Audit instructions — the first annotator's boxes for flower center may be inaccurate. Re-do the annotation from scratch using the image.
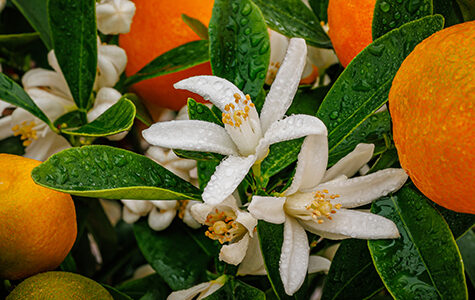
[204,208,246,244]
[306,190,342,224]
[12,121,38,146]
[221,93,262,156]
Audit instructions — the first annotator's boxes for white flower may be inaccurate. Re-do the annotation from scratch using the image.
[167,276,227,300]
[121,146,201,231]
[266,29,338,86]
[96,0,136,35]
[248,142,408,295]
[143,38,327,205]
[191,196,257,266]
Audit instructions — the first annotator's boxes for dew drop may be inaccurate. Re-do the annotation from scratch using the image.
[329,111,339,120]
[379,2,390,12]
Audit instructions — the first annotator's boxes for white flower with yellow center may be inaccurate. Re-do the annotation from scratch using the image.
[121,146,200,231]
[248,142,408,295]
[96,0,136,35]
[143,38,327,205]
[191,196,257,266]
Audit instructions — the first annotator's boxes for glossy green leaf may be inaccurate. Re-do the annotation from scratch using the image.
[431,203,475,239]
[125,93,153,127]
[457,230,475,287]
[123,40,210,87]
[209,0,270,100]
[187,98,223,126]
[368,186,467,299]
[62,98,135,137]
[0,136,25,156]
[286,86,330,116]
[203,279,266,300]
[31,145,202,200]
[182,14,209,40]
[48,0,97,109]
[317,16,444,154]
[117,274,170,300]
[197,160,220,191]
[457,0,475,21]
[260,138,304,185]
[134,221,211,290]
[321,239,384,300]
[0,32,39,47]
[12,0,53,49]
[372,0,433,40]
[253,0,331,48]
[54,110,86,130]
[327,110,391,166]
[308,0,329,23]
[257,221,307,299]
[0,73,52,127]
[59,253,77,273]
[368,147,399,174]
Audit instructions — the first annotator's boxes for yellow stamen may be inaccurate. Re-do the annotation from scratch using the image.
[12,121,38,147]
[177,200,189,219]
[306,190,341,224]
[204,209,246,244]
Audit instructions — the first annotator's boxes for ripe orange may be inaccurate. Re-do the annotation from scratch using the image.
[0,154,77,280]
[389,21,475,214]
[327,0,376,67]
[119,0,214,113]
[6,271,112,299]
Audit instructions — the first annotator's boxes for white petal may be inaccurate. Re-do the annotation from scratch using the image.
[317,169,408,208]
[96,44,127,88]
[197,281,225,300]
[306,46,339,71]
[248,196,286,224]
[183,201,201,229]
[122,206,141,224]
[219,233,249,265]
[22,68,71,98]
[0,100,14,112]
[256,114,327,161]
[260,38,308,133]
[0,115,13,140]
[202,155,257,205]
[300,209,400,239]
[96,0,136,35]
[151,200,178,210]
[265,30,289,85]
[286,134,328,195]
[167,282,212,300]
[148,207,176,231]
[235,211,257,236]
[280,216,310,296]
[87,87,122,121]
[307,255,331,274]
[238,235,266,276]
[142,120,239,156]
[323,143,374,182]
[23,131,70,161]
[190,202,213,224]
[174,76,246,112]
[121,199,153,215]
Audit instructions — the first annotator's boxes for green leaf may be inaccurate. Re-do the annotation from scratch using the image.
[59,253,77,273]
[125,93,153,127]
[317,15,444,154]
[134,221,211,290]
[123,40,210,87]
[103,284,134,300]
[48,0,97,109]
[0,136,25,156]
[62,98,136,137]
[327,110,391,166]
[11,0,53,49]
[457,230,475,287]
[368,147,399,174]
[433,0,464,27]
[372,0,433,40]
[368,186,467,299]
[456,0,475,21]
[286,86,330,116]
[260,138,304,185]
[203,279,266,300]
[197,160,220,191]
[252,0,331,48]
[0,73,52,127]
[54,110,85,130]
[31,145,202,200]
[182,14,209,40]
[187,98,223,126]
[0,32,39,48]
[321,239,384,300]
[209,0,270,100]
[308,0,329,23]
[257,221,307,299]
[117,274,170,300]
[431,203,475,239]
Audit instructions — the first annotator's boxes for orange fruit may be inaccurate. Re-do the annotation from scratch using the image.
[389,21,475,214]
[6,271,113,299]
[327,0,376,67]
[119,0,214,113]
[0,154,77,280]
